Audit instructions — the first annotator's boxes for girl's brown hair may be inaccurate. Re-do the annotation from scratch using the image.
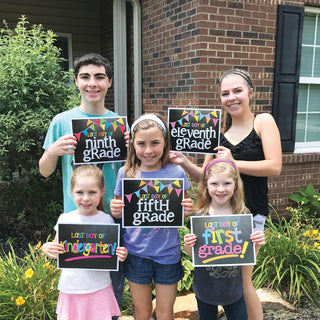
[71,165,105,211]
[124,113,170,177]
[219,69,253,133]
[195,160,247,215]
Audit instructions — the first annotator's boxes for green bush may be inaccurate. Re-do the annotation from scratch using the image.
[0,243,60,319]
[288,183,320,228]
[0,16,80,243]
[253,210,320,307]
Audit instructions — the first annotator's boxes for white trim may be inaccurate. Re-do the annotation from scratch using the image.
[294,142,320,153]
[305,6,320,14]
[127,0,142,119]
[113,0,127,116]
[299,77,320,84]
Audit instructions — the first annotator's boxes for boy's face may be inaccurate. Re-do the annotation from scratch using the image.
[75,64,112,105]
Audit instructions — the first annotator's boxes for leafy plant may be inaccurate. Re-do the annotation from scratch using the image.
[0,16,80,245]
[288,183,320,227]
[253,210,320,307]
[0,242,60,319]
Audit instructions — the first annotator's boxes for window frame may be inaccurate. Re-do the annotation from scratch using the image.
[295,6,320,153]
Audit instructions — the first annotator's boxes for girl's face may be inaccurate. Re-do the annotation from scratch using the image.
[220,75,253,117]
[133,126,166,172]
[75,64,112,105]
[72,176,104,216]
[207,172,236,207]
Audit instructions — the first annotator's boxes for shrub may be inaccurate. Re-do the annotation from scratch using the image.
[0,243,60,319]
[253,210,320,307]
[0,16,80,245]
[288,183,320,228]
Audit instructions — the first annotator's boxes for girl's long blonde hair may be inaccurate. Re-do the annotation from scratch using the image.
[195,159,247,215]
[124,113,170,178]
[71,165,105,211]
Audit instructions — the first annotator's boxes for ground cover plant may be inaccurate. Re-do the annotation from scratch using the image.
[253,203,320,307]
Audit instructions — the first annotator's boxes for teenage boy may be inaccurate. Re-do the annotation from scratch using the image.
[39,53,126,316]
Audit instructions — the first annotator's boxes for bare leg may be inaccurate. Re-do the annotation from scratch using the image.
[242,245,263,320]
[128,281,153,320]
[154,283,177,320]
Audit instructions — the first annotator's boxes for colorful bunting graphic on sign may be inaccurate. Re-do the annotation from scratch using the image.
[73,117,127,141]
[124,179,183,203]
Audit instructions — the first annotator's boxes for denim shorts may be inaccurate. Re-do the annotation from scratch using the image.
[253,214,266,232]
[124,254,184,285]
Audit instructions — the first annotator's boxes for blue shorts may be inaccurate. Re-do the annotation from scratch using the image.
[253,214,266,232]
[124,254,184,285]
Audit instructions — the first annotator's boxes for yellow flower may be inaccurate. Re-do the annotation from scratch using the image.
[314,242,320,249]
[34,242,42,251]
[25,268,35,279]
[312,229,319,237]
[15,296,25,306]
[303,230,311,237]
[43,262,51,269]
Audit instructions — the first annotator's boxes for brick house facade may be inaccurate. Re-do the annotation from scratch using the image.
[1,0,319,217]
[139,0,320,217]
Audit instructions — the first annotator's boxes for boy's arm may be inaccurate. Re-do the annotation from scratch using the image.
[39,134,77,177]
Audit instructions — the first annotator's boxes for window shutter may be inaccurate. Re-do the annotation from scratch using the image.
[272,5,304,152]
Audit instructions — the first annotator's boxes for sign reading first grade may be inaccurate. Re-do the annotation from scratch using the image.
[122,178,185,228]
[191,214,255,267]
[57,223,119,271]
[168,108,221,154]
[72,117,127,165]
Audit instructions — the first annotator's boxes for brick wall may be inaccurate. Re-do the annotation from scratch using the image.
[141,0,320,217]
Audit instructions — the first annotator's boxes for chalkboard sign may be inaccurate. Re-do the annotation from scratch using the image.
[57,223,119,271]
[122,178,184,228]
[72,117,127,164]
[168,108,221,154]
[191,214,255,267]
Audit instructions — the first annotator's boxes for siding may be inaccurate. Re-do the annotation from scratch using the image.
[0,0,102,58]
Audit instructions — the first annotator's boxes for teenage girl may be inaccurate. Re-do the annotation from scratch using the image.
[170,69,282,320]
[42,165,128,320]
[110,113,194,320]
[184,159,265,320]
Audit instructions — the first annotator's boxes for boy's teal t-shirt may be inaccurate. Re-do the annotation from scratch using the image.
[43,106,124,213]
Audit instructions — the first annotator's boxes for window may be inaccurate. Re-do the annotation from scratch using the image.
[295,7,320,153]
[55,33,73,71]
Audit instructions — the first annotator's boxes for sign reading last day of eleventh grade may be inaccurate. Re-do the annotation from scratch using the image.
[191,214,255,267]
[122,178,185,228]
[72,117,127,165]
[57,223,119,271]
[168,108,221,154]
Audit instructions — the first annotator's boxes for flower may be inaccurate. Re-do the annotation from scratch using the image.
[15,296,25,306]
[25,268,35,278]
[43,262,51,269]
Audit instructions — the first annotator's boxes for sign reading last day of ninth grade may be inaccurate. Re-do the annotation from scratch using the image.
[57,223,119,271]
[168,108,221,154]
[122,178,185,228]
[191,214,255,267]
[72,117,127,165]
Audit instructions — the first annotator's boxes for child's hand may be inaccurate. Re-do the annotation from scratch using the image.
[48,134,77,156]
[116,247,128,262]
[42,242,65,259]
[250,231,265,246]
[184,233,197,248]
[124,131,130,148]
[169,151,187,166]
[182,198,194,217]
[110,199,124,219]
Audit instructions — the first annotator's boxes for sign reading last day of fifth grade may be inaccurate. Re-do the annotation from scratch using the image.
[168,108,221,154]
[72,117,127,165]
[191,214,255,267]
[122,178,184,228]
[57,223,119,271]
